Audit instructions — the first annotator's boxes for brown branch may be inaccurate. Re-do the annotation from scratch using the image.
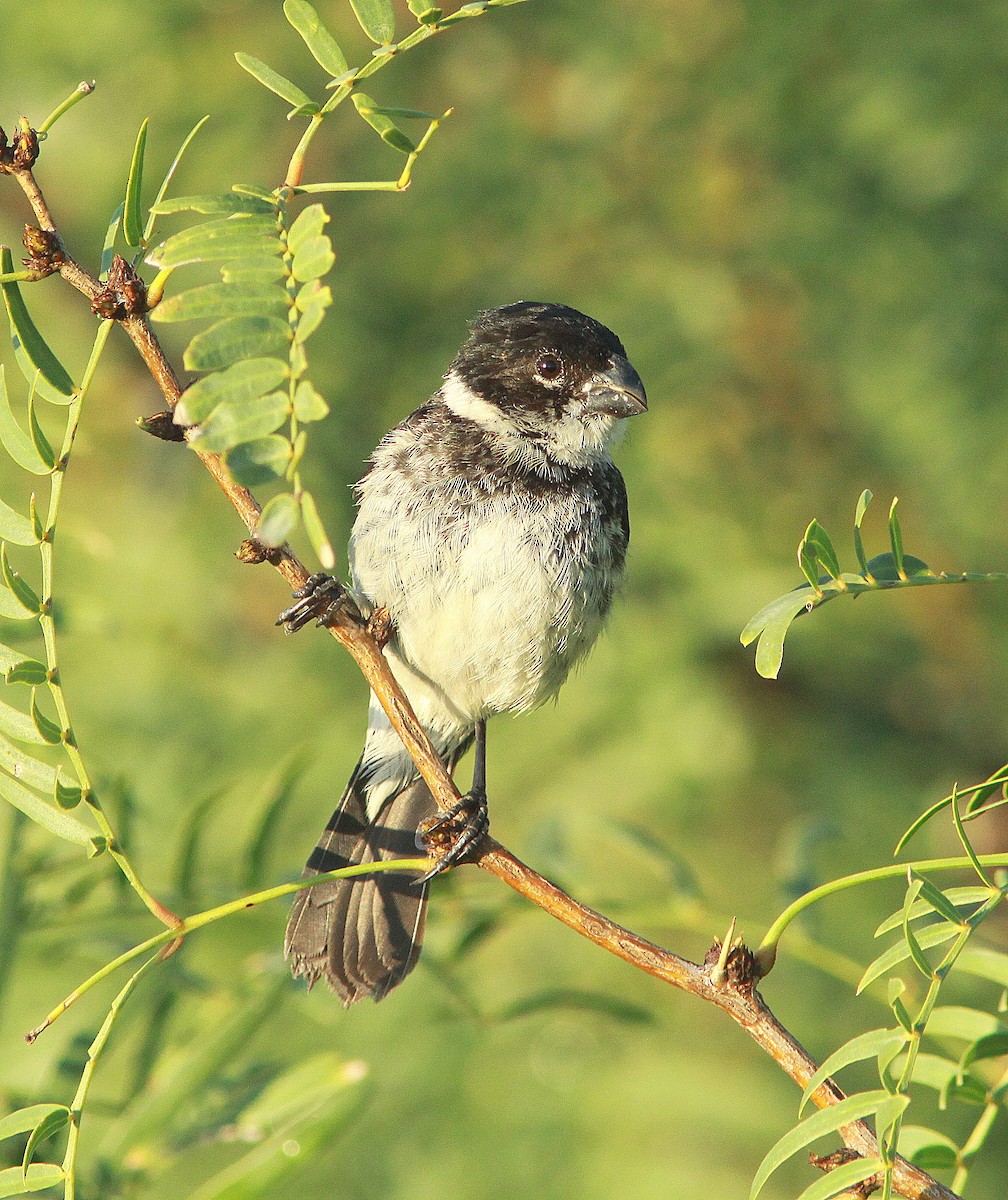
[4,156,960,1200]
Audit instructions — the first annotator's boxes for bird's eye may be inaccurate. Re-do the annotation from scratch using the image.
[536,355,562,382]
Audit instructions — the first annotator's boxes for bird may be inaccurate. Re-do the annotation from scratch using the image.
[278,301,647,1004]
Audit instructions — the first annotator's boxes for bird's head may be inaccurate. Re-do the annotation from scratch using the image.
[441,302,647,466]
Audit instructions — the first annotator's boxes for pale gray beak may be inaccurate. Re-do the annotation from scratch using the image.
[583,355,648,418]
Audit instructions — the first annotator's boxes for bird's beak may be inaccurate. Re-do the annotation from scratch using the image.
[582,355,648,418]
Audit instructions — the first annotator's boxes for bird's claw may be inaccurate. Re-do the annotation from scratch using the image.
[276,572,349,633]
[415,789,490,884]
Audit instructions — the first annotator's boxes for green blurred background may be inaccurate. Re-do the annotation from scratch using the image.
[2,0,1008,1196]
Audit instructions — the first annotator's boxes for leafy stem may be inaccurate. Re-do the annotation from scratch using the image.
[742,490,1008,679]
[37,321,179,926]
[25,857,432,1042]
[755,855,1008,975]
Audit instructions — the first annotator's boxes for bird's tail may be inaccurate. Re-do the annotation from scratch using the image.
[285,742,468,1004]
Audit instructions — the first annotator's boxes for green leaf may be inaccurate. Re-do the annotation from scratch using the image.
[291,234,335,282]
[961,1030,1008,1069]
[0,501,37,548]
[909,873,972,928]
[352,93,416,153]
[29,496,42,544]
[54,775,82,809]
[221,260,288,285]
[143,114,211,242]
[0,735,58,792]
[902,1052,987,1105]
[0,1107,66,1144]
[152,193,276,216]
[0,588,37,621]
[0,367,54,474]
[186,1055,366,1200]
[799,1028,906,1115]
[888,496,904,576]
[99,202,124,282]
[857,923,960,994]
[234,53,317,113]
[804,519,841,581]
[22,1107,69,1176]
[30,692,62,745]
[173,787,226,900]
[146,216,282,270]
[175,358,289,426]
[300,489,335,569]
[956,946,1008,988]
[950,787,993,887]
[294,308,327,342]
[853,488,872,575]
[232,183,277,202]
[0,546,40,614]
[964,764,1008,812]
[496,988,653,1025]
[255,492,300,547]
[898,1125,959,1172]
[901,878,934,979]
[286,203,329,254]
[293,379,329,422]
[886,977,914,1034]
[28,394,56,472]
[294,281,332,342]
[295,277,331,312]
[348,0,396,42]
[926,1006,1004,1043]
[407,0,442,19]
[862,552,929,581]
[0,1163,64,1196]
[750,1090,894,1200]
[283,0,349,76]
[153,281,289,324]
[184,315,292,372]
[741,590,813,680]
[0,249,75,399]
[225,436,291,486]
[192,390,290,455]
[874,886,991,934]
[0,771,93,845]
[362,105,438,120]
[123,118,148,246]
[0,700,46,746]
[242,756,306,888]
[6,659,48,686]
[795,1157,884,1200]
[102,980,288,1156]
[0,643,26,676]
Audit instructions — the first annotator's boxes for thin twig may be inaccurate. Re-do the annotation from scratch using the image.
[5,159,960,1200]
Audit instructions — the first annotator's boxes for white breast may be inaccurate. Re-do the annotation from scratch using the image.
[352,491,605,722]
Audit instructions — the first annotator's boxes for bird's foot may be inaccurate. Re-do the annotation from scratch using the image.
[415,789,490,884]
[276,573,350,633]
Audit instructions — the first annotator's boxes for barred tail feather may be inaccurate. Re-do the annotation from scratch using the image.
[285,740,470,1004]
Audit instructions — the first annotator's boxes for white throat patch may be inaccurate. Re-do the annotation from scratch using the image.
[439,372,514,434]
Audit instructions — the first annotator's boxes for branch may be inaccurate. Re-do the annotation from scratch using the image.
[4,155,959,1200]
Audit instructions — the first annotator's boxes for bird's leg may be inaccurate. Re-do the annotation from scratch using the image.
[416,718,490,883]
[276,573,350,633]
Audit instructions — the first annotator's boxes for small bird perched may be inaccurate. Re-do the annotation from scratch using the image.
[279,301,647,1004]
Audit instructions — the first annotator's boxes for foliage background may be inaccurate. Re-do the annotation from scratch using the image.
[1,0,1007,1196]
